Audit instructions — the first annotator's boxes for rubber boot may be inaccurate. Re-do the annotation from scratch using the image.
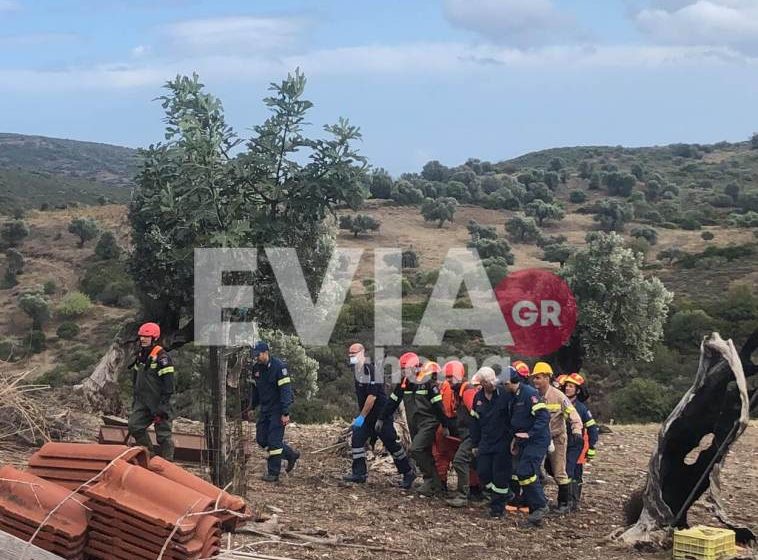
[554,483,571,515]
[400,469,417,489]
[522,505,548,528]
[573,481,583,511]
[417,477,444,497]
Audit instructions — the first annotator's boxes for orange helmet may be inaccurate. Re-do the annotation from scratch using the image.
[137,322,160,339]
[417,361,441,382]
[399,352,420,369]
[512,360,530,378]
[556,374,568,386]
[443,360,465,382]
[562,373,585,386]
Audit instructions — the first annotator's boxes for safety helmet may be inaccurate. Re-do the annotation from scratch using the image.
[512,360,530,378]
[137,322,160,339]
[530,361,553,377]
[417,361,441,382]
[443,360,465,382]
[399,352,420,369]
[563,373,585,386]
[555,374,568,386]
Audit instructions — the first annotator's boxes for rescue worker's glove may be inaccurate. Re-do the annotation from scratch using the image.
[374,419,384,433]
[548,440,555,453]
[352,415,365,429]
[471,447,479,458]
[586,448,597,461]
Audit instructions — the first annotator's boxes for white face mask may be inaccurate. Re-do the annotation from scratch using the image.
[349,356,359,365]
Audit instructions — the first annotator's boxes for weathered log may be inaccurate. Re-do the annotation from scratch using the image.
[617,332,755,547]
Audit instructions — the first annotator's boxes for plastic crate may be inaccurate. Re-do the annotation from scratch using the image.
[673,526,736,560]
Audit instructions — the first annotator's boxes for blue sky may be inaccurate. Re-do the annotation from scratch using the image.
[1,0,757,174]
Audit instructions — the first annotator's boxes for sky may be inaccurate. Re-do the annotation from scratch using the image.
[1,0,757,175]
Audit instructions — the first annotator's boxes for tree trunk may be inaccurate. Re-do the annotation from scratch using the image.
[616,332,756,548]
[207,346,231,487]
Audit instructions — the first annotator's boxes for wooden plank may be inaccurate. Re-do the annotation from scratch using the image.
[0,529,66,560]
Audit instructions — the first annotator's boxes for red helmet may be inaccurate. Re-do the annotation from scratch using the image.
[417,361,441,382]
[399,352,420,369]
[512,360,530,378]
[443,360,465,382]
[138,322,161,339]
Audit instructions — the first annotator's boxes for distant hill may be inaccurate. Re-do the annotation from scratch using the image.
[0,133,137,213]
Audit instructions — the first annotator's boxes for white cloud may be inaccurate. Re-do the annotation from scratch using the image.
[163,15,307,56]
[443,0,584,46]
[634,1,758,54]
[131,45,151,58]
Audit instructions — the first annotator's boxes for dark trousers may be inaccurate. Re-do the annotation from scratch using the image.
[128,401,174,460]
[476,449,512,515]
[410,416,440,483]
[351,418,412,476]
[256,413,297,476]
[514,439,549,511]
[565,440,583,482]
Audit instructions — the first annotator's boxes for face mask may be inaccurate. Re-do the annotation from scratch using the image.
[349,356,359,365]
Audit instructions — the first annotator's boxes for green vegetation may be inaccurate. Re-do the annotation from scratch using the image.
[56,321,81,340]
[1,220,29,246]
[2,248,24,288]
[18,291,51,330]
[56,291,93,319]
[420,197,457,228]
[339,214,381,237]
[95,231,121,259]
[68,217,100,247]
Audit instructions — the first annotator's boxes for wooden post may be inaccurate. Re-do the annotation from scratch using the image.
[208,345,231,487]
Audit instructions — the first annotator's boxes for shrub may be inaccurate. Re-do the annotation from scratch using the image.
[665,309,717,350]
[401,248,418,269]
[0,338,24,362]
[67,217,99,248]
[95,231,122,260]
[569,190,587,203]
[80,260,135,304]
[701,231,714,241]
[18,292,51,329]
[630,226,658,245]
[728,211,758,228]
[43,280,57,294]
[679,213,702,230]
[56,321,80,340]
[338,214,381,237]
[56,291,92,319]
[98,281,136,307]
[611,378,676,423]
[626,237,651,257]
[1,220,29,247]
[420,197,457,228]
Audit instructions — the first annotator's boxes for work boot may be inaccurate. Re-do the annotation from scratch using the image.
[343,472,367,484]
[553,484,571,515]
[400,469,417,489]
[285,450,300,473]
[416,479,443,497]
[446,491,468,508]
[261,473,279,483]
[573,482,583,510]
[489,508,504,518]
[522,506,548,528]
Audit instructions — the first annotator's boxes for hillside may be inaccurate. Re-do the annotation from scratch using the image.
[0,133,136,214]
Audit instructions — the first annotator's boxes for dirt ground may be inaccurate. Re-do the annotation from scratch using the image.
[228,422,758,560]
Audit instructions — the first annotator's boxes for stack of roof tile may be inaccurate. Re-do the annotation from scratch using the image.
[0,466,89,559]
[83,459,221,560]
[28,442,149,491]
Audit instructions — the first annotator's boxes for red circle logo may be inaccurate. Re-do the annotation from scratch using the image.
[494,269,577,357]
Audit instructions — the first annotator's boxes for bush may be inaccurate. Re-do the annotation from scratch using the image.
[401,248,418,269]
[728,211,758,228]
[56,321,80,340]
[569,190,587,203]
[98,281,136,307]
[1,220,29,247]
[43,279,57,294]
[56,291,92,319]
[18,292,51,329]
[0,337,24,362]
[611,378,676,423]
[701,231,714,241]
[25,330,46,354]
[338,214,381,237]
[80,260,135,305]
[94,231,122,260]
[630,226,658,245]
[68,217,99,247]
[679,213,702,230]
[666,309,717,350]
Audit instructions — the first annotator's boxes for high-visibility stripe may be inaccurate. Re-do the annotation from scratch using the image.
[519,475,537,486]
[470,410,480,419]
[157,366,174,376]
[392,449,407,460]
[268,448,283,457]
[585,419,597,427]
[390,393,399,401]
[531,403,547,414]
[565,406,576,414]
[149,363,158,369]
[490,485,511,495]
[415,389,428,395]
[511,475,519,481]
[586,449,596,458]
[430,394,442,404]
[277,376,291,386]
[545,403,561,411]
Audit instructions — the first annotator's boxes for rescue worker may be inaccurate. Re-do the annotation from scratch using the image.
[128,322,175,460]
[431,361,460,489]
[507,360,532,513]
[380,352,421,439]
[438,361,483,507]
[343,343,416,488]
[530,361,583,514]
[410,361,452,497]
[557,373,599,511]
[247,341,300,482]
[470,366,514,518]
[505,366,550,527]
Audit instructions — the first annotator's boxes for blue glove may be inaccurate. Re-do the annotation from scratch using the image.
[352,415,365,428]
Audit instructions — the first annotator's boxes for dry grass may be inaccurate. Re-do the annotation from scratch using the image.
[0,369,51,444]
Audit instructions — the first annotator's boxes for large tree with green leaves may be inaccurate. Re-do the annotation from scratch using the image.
[420,197,457,228]
[525,200,564,226]
[556,232,673,371]
[129,70,367,337]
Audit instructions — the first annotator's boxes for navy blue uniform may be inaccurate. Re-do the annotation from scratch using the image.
[249,356,297,476]
[350,363,412,478]
[508,383,550,512]
[470,388,514,516]
[565,399,599,491]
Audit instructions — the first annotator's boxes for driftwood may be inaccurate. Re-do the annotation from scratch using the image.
[618,331,756,547]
